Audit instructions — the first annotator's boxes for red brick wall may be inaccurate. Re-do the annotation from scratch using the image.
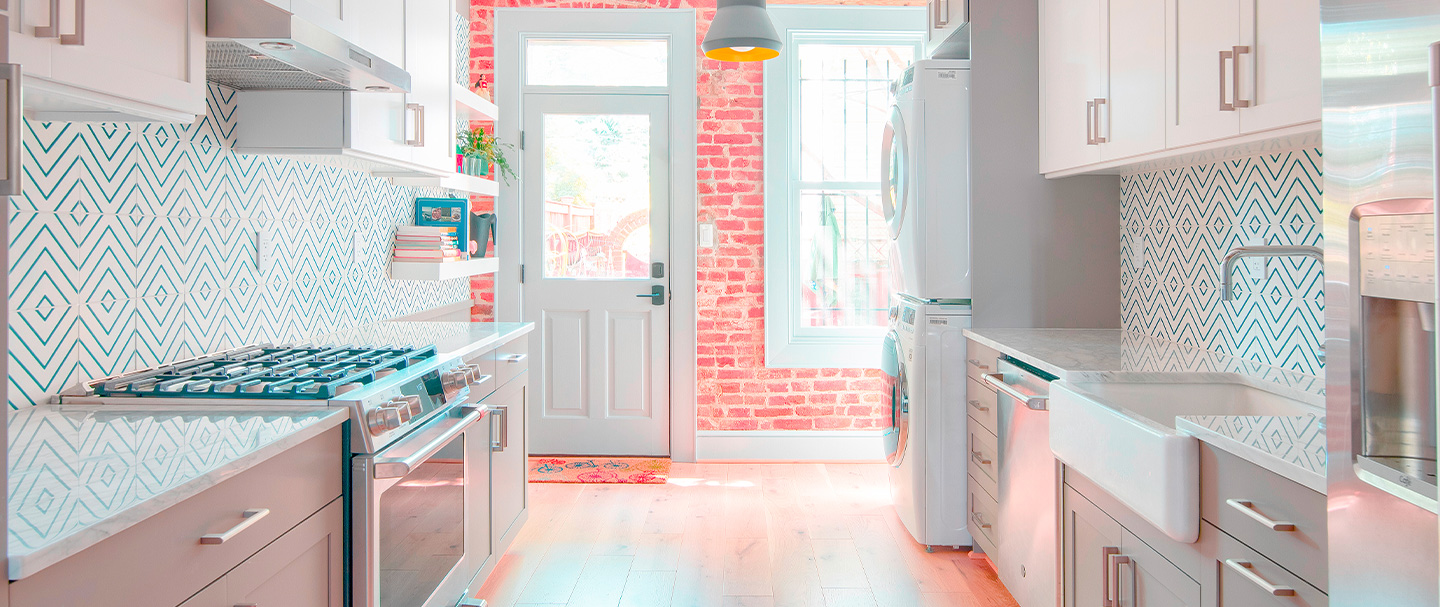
[467,0,918,431]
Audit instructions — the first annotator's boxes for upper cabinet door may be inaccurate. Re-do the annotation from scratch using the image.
[1100,0,1166,160]
[45,0,206,118]
[404,0,457,174]
[924,0,966,57]
[1166,0,1241,148]
[1040,0,1105,173]
[1236,0,1320,133]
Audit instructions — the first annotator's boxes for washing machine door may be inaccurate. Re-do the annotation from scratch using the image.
[880,105,909,239]
[879,329,909,466]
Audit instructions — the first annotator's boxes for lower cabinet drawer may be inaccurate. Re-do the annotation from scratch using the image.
[11,428,343,607]
[1200,521,1327,607]
[968,475,1000,556]
[966,376,998,434]
[965,340,1002,385]
[1200,445,1326,591]
[488,335,530,388]
[967,418,999,498]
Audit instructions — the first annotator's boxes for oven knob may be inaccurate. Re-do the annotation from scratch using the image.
[466,364,485,383]
[386,399,412,423]
[399,395,422,417]
[367,406,402,436]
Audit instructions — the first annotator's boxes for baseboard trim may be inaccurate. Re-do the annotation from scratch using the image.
[695,430,886,462]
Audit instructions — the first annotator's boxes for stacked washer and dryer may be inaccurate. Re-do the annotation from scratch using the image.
[879,59,976,550]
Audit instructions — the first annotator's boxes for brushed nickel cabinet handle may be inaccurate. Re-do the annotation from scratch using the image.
[35,0,60,37]
[1100,546,1119,607]
[936,0,949,27]
[1094,98,1109,144]
[969,510,991,530]
[405,103,423,146]
[969,449,991,466]
[1226,499,1296,531]
[967,399,989,412]
[0,64,21,196]
[1105,555,1128,607]
[1086,100,1097,145]
[1225,559,1296,596]
[497,353,528,363]
[489,404,509,452]
[1219,49,1235,111]
[200,508,271,545]
[1232,45,1251,108]
[59,0,83,45]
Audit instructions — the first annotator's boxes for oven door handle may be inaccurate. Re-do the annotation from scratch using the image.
[373,406,485,479]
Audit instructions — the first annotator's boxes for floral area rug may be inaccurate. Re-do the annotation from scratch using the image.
[528,456,671,484]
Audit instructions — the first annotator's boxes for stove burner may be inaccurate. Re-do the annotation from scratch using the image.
[94,345,438,400]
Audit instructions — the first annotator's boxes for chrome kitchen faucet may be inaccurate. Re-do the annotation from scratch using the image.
[1220,245,1324,301]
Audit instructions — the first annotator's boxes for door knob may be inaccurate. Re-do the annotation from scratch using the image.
[636,284,665,305]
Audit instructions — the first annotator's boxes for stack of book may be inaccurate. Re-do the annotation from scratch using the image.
[392,226,465,263]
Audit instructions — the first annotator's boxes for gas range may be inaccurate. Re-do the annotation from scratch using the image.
[59,344,493,453]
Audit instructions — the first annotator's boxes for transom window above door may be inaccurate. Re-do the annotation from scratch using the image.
[525,38,669,87]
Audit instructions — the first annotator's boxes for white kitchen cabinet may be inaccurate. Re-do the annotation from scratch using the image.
[1040,0,1163,173]
[1039,0,1104,172]
[236,0,460,178]
[262,0,358,41]
[924,0,968,58]
[6,0,205,123]
[489,378,529,548]
[1064,485,1201,607]
[1237,0,1320,133]
[225,498,345,607]
[1100,0,1165,160]
[1167,0,1319,148]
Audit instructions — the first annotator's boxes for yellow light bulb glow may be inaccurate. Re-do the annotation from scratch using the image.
[705,45,780,62]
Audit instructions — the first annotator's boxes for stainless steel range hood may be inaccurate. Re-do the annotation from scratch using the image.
[206,0,411,93]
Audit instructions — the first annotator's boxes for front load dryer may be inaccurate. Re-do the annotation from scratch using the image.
[881,294,973,548]
[881,59,971,301]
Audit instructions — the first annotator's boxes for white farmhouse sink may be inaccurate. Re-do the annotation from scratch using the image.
[1049,376,1321,543]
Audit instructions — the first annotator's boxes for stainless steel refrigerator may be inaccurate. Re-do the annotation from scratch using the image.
[1323,2,1440,605]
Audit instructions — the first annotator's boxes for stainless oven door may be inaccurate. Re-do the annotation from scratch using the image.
[353,405,491,607]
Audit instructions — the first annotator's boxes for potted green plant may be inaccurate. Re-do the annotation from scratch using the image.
[457,127,517,184]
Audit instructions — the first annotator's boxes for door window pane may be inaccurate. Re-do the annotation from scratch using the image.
[797,44,913,183]
[797,190,891,327]
[527,39,668,87]
[543,114,652,279]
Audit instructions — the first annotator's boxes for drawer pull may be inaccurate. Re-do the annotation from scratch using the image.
[966,358,989,371]
[969,511,991,530]
[497,353,528,363]
[1226,499,1296,531]
[1108,553,1133,607]
[200,508,271,545]
[967,399,990,412]
[970,449,992,466]
[1224,559,1296,596]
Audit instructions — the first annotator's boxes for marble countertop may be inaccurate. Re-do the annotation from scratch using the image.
[964,328,1327,493]
[306,321,533,360]
[8,405,348,580]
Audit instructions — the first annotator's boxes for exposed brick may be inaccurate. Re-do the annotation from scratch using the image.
[467,0,915,433]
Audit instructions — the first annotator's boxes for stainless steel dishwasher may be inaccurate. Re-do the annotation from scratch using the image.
[982,357,1059,607]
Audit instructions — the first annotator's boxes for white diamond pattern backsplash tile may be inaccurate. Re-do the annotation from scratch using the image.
[7,84,470,408]
[1120,148,1324,376]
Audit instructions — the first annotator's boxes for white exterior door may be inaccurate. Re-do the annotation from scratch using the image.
[523,93,671,456]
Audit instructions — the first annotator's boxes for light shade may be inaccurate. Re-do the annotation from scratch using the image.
[702,0,782,62]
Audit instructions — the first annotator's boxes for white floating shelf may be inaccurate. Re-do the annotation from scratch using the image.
[454,84,498,123]
[387,171,498,196]
[389,257,500,281]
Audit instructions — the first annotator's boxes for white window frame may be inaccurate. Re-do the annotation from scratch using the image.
[763,6,925,369]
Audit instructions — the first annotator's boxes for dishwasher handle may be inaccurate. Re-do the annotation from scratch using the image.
[983,372,1048,410]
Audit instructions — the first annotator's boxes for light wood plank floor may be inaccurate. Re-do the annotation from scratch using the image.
[473,463,1020,607]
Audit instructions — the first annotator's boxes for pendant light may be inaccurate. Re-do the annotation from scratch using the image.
[702,0,782,62]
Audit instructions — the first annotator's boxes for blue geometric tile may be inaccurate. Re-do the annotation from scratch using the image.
[7,85,471,408]
[1120,147,1324,377]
